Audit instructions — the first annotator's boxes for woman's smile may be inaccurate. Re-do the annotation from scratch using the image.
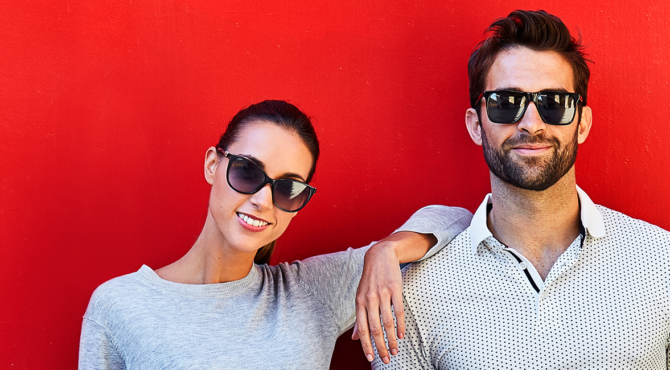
[236,212,271,231]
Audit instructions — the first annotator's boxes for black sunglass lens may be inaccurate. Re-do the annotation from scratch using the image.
[273,180,310,211]
[487,92,526,123]
[538,93,577,124]
[228,158,265,193]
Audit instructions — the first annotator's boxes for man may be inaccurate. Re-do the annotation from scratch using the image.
[370,10,670,369]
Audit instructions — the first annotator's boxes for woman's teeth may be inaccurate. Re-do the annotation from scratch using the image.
[238,213,269,227]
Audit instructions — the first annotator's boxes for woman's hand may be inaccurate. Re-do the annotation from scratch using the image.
[352,231,436,364]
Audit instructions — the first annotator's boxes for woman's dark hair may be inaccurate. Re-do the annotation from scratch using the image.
[215,100,320,265]
[468,10,591,109]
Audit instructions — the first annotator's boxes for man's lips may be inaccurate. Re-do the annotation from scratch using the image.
[511,145,552,155]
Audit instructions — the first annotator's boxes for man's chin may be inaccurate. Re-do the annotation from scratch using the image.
[511,180,557,192]
[496,166,562,191]
[506,152,553,167]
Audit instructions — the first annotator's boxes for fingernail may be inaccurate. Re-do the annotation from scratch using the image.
[383,356,389,364]
[366,354,374,362]
[391,349,398,356]
[399,332,404,339]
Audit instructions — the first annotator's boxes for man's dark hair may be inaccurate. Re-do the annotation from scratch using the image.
[468,10,591,108]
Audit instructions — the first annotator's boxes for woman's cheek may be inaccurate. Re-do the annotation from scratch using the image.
[273,213,296,236]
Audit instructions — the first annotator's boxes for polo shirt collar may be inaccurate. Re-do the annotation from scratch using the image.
[469,185,606,254]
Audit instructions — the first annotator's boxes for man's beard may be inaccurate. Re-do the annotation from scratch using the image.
[481,125,579,191]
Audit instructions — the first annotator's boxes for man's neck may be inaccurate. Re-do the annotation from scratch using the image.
[487,168,582,279]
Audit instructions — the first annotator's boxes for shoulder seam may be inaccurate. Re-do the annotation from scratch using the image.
[82,317,127,362]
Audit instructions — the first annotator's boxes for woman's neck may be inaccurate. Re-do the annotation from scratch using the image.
[156,210,256,284]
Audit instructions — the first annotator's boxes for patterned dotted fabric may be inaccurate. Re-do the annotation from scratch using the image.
[373,198,670,369]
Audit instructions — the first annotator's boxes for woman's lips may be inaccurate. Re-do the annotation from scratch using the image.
[236,212,271,232]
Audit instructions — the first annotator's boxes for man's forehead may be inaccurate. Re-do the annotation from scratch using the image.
[485,47,575,92]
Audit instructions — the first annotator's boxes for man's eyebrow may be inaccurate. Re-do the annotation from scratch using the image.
[495,86,524,91]
[496,86,570,93]
[238,154,307,182]
[539,87,569,93]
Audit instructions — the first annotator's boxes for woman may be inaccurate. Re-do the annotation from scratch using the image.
[78,100,471,369]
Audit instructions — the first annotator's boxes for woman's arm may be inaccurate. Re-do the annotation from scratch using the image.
[353,205,472,364]
[291,205,470,363]
[79,318,126,369]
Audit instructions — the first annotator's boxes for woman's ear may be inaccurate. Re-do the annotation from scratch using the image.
[465,108,483,146]
[204,147,221,185]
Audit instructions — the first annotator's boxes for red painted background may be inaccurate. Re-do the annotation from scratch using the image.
[1,0,669,368]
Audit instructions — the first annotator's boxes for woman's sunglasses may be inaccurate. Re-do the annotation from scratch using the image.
[217,149,316,213]
[478,90,582,125]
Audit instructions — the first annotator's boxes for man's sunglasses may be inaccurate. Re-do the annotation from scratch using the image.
[478,90,582,125]
[217,149,316,213]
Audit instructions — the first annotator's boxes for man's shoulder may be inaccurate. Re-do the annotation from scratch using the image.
[596,204,670,241]
[401,229,472,284]
[589,205,670,271]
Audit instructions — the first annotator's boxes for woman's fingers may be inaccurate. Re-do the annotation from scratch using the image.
[380,299,398,356]
[391,288,406,340]
[354,303,375,362]
[356,288,402,364]
[355,240,408,364]
[366,299,391,364]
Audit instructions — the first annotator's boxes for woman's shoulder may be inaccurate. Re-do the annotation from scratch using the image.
[84,266,151,324]
[265,247,367,275]
[256,247,368,296]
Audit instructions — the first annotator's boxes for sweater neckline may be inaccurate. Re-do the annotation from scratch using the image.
[136,264,261,298]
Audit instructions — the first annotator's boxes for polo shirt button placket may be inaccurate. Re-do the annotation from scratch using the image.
[535,291,542,328]
[536,288,561,333]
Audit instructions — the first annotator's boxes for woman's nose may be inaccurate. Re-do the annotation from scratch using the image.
[249,184,274,211]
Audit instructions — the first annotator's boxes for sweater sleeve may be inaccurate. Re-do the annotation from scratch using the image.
[393,205,472,261]
[79,318,126,370]
[294,205,472,334]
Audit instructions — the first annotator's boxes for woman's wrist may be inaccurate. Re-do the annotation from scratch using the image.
[383,231,437,264]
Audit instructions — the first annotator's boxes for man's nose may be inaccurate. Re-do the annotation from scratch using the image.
[516,102,546,134]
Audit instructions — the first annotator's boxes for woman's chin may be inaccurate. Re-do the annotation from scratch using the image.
[225,235,273,255]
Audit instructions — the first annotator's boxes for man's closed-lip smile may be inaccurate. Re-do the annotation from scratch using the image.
[512,144,552,155]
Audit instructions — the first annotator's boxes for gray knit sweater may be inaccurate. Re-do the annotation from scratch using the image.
[78,206,472,369]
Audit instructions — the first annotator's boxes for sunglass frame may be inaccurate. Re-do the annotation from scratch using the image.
[217,149,316,213]
[479,90,582,125]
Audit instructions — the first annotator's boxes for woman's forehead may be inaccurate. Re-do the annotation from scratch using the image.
[228,121,313,180]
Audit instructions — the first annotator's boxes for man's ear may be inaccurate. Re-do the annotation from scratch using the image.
[577,106,593,144]
[204,147,221,185]
[465,108,483,146]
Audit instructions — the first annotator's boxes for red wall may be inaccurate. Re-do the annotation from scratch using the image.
[1,0,669,368]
